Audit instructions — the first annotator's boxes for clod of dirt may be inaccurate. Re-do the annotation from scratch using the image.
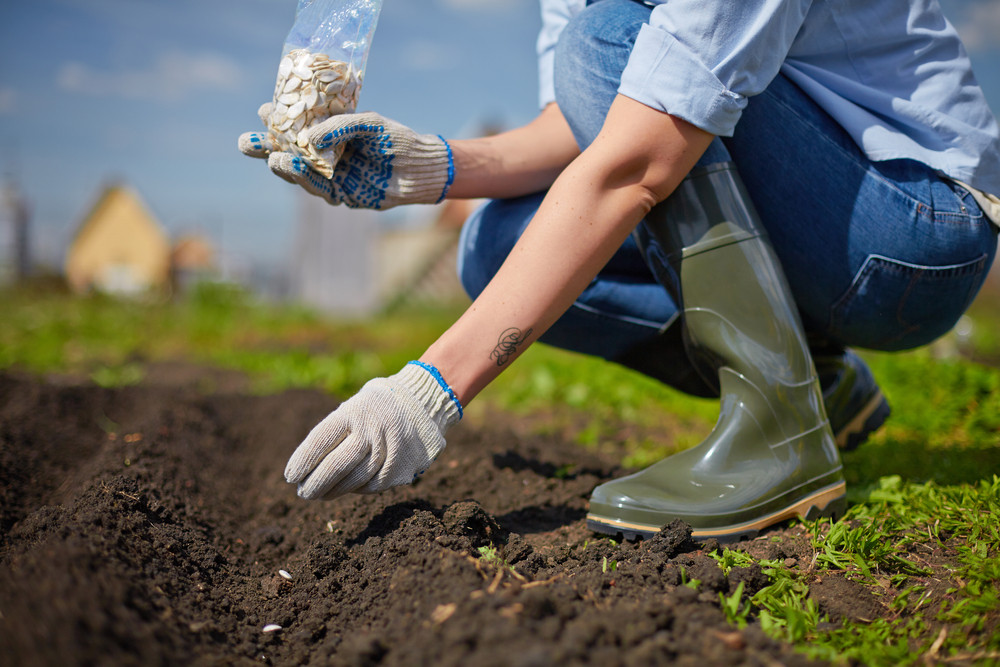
[442,499,506,548]
[676,553,729,593]
[338,635,388,667]
[809,574,888,623]
[304,535,348,579]
[646,518,698,557]
[500,533,534,565]
[727,564,771,597]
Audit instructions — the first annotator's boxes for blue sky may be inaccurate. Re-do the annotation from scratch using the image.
[1,0,998,270]
[0,0,542,269]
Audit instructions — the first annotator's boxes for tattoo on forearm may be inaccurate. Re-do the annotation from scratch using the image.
[490,327,533,367]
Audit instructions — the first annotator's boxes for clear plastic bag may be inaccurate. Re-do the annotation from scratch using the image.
[266,0,384,177]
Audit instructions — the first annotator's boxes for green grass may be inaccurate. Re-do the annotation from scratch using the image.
[2,280,999,664]
[709,475,1000,665]
[845,351,1000,490]
[0,282,456,396]
[479,342,719,466]
[963,285,1000,363]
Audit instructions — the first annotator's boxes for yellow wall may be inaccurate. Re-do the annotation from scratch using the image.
[65,186,171,294]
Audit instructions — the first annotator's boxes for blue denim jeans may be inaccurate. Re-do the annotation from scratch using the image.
[457,0,997,382]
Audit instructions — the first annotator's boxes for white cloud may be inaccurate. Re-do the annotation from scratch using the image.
[950,1,1000,53]
[56,51,247,102]
[0,88,17,114]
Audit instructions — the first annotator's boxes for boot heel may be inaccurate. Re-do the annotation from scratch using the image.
[803,490,847,522]
[836,393,891,450]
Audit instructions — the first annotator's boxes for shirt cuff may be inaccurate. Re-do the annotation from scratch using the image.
[618,23,747,137]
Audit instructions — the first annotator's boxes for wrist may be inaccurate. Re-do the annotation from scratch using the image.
[395,133,453,205]
[436,136,455,203]
[396,361,463,430]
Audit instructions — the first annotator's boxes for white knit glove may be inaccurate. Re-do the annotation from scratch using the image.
[284,362,463,500]
[238,108,454,210]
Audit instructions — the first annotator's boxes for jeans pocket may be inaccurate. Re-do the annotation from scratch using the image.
[829,253,990,350]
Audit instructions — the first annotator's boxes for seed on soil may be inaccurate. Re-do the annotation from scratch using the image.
[430,603,456,625]
[278,570,293,581]
[712,630,746,651]
[499,603,523,619]
[262,624,282,633]
[266,47,363,178]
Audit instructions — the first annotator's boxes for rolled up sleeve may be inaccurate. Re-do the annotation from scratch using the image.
[620,0,812,136]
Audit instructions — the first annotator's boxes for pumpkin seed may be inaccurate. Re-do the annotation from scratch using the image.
[265,48,363,179]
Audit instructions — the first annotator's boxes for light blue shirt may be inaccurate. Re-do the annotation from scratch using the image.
[538,0,1000,196]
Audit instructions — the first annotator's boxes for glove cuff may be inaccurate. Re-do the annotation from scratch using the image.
[395,133,454,205]
[396,361,463,431]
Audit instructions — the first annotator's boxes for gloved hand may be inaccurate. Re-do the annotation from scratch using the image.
[238,107,455,210]
[284,361,463,500]
[237,103,279,162]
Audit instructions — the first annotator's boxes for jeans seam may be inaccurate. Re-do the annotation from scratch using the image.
[836,253,989,312]
[830,252,989,347]
[866,174,985,224]
[569,300,669,332]
[929,184,986,223]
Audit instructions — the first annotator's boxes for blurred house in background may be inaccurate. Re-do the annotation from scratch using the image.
[377,196,480,311]
[65,183,171,295]
[57,177,479,312]
[0,179,31,286]
[291,192,381,315]
[289,191,477,316]
[170,234,218,293]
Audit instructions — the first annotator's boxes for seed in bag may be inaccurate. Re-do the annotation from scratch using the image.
[266,48,362,178]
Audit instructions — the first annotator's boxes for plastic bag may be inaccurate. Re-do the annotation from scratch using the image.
[266,0,384,177]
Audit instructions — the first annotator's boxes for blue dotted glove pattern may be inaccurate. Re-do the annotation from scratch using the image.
[317,122,396,210]
[290,156,335,200]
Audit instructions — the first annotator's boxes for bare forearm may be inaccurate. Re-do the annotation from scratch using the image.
[446,103,581,200]
[423,96,714,405]
[424,160,645,404]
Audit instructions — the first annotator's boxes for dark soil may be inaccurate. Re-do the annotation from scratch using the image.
[1,369,884,666]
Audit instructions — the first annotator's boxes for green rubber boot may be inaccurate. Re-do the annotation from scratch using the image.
[587,163,846,542]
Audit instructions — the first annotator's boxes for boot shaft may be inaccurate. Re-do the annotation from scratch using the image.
[587,162,844,542]
[636,162,832,444]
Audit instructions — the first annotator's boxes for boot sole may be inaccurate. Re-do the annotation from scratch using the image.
[586,481,846,543]
[834,391,891,451]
